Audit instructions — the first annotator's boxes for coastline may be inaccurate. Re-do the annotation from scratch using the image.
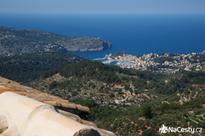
[94,50,205,74]
[1,14,205,59]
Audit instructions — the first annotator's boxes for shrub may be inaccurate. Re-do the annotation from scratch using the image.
[142,104,154,119]
[142,129,158,136]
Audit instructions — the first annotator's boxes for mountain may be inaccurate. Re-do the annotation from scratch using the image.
[0,27,111,56]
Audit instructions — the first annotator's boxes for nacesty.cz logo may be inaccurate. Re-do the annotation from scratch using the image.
[159,124,203,134]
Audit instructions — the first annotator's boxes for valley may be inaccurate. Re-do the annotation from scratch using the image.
[0,52,204,135]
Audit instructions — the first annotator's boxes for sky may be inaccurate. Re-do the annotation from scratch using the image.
[0,0,205,15]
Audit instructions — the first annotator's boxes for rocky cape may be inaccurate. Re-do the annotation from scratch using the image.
[0,27,111,56]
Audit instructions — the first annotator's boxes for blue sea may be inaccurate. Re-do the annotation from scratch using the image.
[0,14,205,59]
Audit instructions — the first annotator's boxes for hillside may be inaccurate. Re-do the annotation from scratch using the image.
[0,52,81,82]
[28,61,205,136]
[0,52,204,135]
[0,27,111,56]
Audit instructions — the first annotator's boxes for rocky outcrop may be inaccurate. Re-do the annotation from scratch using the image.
[0,76,89,113]
[0,92,100,136]
[0,76,115,136]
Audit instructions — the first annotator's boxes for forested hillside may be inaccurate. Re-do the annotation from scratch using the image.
[0,53,204,136]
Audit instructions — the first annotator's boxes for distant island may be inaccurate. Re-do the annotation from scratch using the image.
[0,27,111,56]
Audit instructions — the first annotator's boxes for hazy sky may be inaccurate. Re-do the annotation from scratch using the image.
[0,0,205,15]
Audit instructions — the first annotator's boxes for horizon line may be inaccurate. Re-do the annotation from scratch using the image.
[1,12,205,16]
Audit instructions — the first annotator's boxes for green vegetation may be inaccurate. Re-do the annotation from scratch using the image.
[0,27,111,56]
[142,129,158,136]
[60,60,122,83]
[0,53,204,136]
[142,104,154,119]
[0,52,80,82]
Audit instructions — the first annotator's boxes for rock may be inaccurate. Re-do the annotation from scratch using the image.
[0,92,100,136]
[114,100,120,105]
[74,129,100,136]
[0,115,8,134]
[203,104,205,109]
[0,76,116,136]
[161,101,170,104]
[144,89,149,92]
[0,76,89,113]
[188,111,194,115]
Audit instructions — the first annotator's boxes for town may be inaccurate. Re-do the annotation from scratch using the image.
[97,51,205,73]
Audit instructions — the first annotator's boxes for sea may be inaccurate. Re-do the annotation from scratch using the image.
[0,14,205,59]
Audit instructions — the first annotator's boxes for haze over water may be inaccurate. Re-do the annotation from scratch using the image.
[0,14,205,59]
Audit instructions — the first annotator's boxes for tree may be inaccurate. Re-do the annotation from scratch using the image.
[142,104,154,119]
